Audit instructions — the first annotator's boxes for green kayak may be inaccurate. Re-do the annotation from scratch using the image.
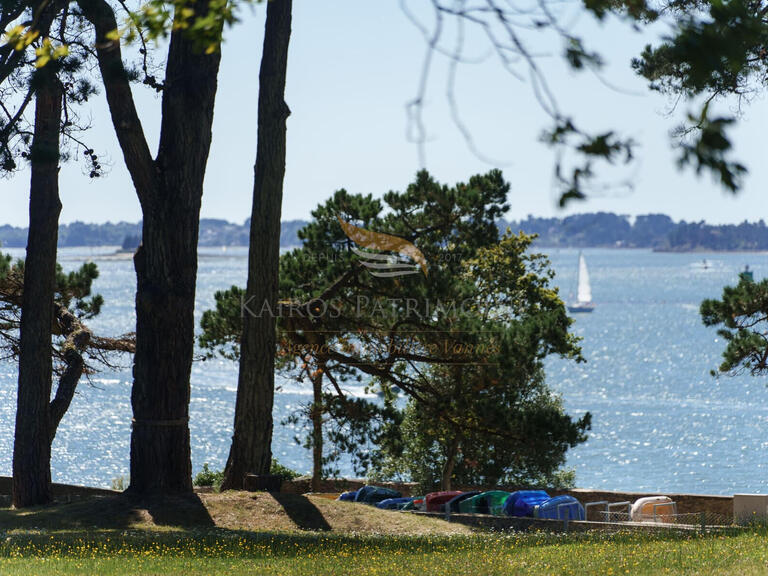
[457,491,511,515]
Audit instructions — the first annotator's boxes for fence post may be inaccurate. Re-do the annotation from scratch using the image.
[558,503,571,532]
[584,501,609,522]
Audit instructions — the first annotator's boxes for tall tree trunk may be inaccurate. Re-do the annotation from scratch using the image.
[129,211,199,493]
[77,0,222,494]
[310,371,323,492]
[12,63,62,508]
[129,17,222,495]
[222,0,292,490]
[439,367,465,492]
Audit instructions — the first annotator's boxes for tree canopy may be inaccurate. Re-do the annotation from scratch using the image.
[701,276,768,376]
[201,170,589,489]
[631,0,767,192]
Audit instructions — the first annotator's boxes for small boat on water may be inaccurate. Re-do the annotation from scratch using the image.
[568,252,595,313]
[740,265,754,282]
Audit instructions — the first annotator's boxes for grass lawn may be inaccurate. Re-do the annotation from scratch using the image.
[0,491,765,575]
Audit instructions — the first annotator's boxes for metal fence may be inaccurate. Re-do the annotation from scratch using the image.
[587,501,733,532]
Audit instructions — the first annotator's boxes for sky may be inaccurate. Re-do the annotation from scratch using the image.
[2,0,767,227]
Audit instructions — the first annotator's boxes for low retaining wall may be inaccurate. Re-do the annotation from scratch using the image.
[410,511,731,533]
[0,476,116,498]
[279,478,734,518]
[413,511,601,533]
[550,488,732,519]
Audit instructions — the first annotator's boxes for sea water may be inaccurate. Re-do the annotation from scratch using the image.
[0,246,766,495]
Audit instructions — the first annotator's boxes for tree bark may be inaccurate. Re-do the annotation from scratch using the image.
[48,303,91,443]
[310,371,323,492]
[12,61,62,508]
[78,0,222,494]
[129,11,222,494]
[440,433,460,492]
[222,0,292,490]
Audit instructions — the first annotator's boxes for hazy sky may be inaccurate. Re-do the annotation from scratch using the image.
[2,0,767,227]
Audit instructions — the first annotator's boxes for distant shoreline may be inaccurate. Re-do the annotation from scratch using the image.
[652,248,768,254]
[4,213,768,252]
[7,244,768,255]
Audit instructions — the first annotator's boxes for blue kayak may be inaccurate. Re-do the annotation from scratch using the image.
[354,485,402,504]
[535,495,585,521]
[376,497,415,510]
[503,490,550,517]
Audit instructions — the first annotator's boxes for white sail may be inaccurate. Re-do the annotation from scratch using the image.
[577,253,592,303]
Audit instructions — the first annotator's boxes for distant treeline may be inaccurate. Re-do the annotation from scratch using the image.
[2,213,768,251]
[0,219,308,249]
[506,213,768,251]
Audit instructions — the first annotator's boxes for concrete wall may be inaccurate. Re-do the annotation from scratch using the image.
[409,511,716,533]
[0,476,116,499]
[550,488,732,518]
[733,494,768,524]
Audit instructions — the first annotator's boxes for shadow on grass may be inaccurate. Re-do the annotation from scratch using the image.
[0,492,214,531]
[0,494,142,530]
[270,492,332,531]
[140,493,215,527]
[0,524,758,563]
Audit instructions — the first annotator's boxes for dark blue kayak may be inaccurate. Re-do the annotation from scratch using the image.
[354,485,402,504]
[535,495,585,521]
[503,490,550,517]
[375,497,415,510]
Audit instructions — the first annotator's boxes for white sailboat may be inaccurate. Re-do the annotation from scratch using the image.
[568,252,595,313]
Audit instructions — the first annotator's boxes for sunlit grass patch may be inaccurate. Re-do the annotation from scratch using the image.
[0,528,766,575]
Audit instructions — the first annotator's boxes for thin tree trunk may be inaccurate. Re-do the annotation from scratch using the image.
[222,0,292,490]
[48,303,91,443]
[440,433,460,491]
[12,63,62,508]
[310,371,323,492]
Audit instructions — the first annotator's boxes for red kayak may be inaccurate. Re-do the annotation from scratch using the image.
[425,491,463,512]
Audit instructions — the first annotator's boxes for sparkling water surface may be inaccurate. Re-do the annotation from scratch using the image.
[1,246,766,495]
